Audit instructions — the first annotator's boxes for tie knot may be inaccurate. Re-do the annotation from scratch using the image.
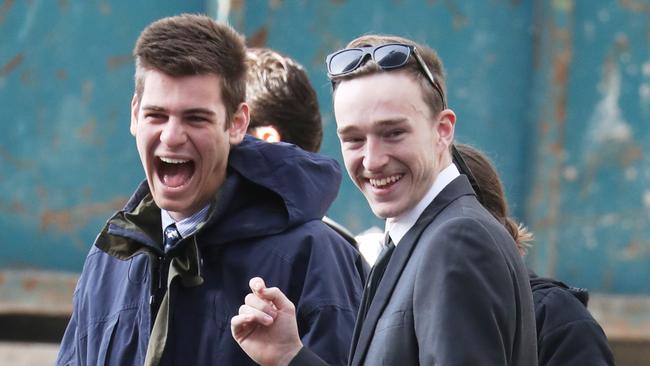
[384,232,395,250]
[164,224,181,252]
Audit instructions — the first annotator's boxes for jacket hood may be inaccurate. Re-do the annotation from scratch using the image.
[99,136,342,254]
[529,270,589,306]
[199,136,342,245]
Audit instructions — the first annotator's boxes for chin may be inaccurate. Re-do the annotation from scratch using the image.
[370,203,403,220]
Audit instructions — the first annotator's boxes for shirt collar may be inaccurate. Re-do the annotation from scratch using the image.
[161,204,211,239]
[385,163,459,245]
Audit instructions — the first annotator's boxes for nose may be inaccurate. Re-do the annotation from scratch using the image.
[160,117,187,147]
[363,137,389,172]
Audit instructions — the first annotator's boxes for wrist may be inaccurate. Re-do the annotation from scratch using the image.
[275,343,303,366]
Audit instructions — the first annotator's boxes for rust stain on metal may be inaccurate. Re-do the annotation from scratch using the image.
[619,0,650,14]
[11,201,26,214]
[445,0,468,30]
[20,70,34,86]
[0,145,34,169]
[22,277,37,291]
[621,145,642,166]
[530,4,575,278]
[77,118,97,144]
[40,196,127,233]
[549,142,563,156]
[0,273,4,286]
[248,26,268,48]
[231,0,244,10]
[330,0,347,4]
[107,54,131,71]
[269,0,282,9]
[0,0,14,25]
[98,1,111,15]
[552,30,572,124]
[56,68,67,80]
[0,52,24,77]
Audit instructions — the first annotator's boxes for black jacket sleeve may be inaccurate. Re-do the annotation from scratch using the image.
[289,347,330,366]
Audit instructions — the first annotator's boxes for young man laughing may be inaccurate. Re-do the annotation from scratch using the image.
[56,14,363,366]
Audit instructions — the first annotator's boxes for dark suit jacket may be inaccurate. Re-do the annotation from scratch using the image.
[291,176,537,365]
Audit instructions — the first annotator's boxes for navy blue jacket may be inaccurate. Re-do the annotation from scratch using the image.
[530,272,615,366]
[56,137,364,365]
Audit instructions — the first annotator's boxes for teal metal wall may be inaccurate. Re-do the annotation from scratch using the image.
[1,0,649,295]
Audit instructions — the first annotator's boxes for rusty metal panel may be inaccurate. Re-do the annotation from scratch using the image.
[525,0,650,294]
[1,0,649,311]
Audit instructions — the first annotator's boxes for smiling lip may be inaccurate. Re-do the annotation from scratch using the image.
[367,174,404,189]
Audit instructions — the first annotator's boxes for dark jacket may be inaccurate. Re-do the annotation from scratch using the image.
[292,176,537,365]
[530,272,615,366]
[56,137,364,366]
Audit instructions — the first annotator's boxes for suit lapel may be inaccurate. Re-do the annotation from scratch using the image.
[350,176,475,366]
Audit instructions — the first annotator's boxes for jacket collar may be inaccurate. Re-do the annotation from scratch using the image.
[350,175,476,366]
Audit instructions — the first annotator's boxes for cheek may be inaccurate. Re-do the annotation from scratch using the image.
[342,152,360,173]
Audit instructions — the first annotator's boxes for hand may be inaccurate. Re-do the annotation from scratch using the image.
[231,277,303,366]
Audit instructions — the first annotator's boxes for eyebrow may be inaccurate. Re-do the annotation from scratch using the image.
[337,118,408,135]
[141,105,216,117]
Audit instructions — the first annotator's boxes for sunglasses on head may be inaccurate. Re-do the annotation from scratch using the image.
[325,43,447,109]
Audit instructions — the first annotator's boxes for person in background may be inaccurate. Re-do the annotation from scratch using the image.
[231,34,537,366]
[244,47,361,253]
[56,14,362,366]
[245,47,323,154]
[455,143,615,366]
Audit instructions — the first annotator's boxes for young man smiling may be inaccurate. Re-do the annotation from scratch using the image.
[231,35,537,365]
[56,14,363,366]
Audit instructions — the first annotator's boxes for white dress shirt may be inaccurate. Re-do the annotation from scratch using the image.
[385,163,460,245]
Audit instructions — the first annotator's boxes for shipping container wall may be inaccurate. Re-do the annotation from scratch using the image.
[1,0,649,298]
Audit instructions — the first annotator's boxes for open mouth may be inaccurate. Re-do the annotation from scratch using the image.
[369,174,403,189]
[156,156,195,188]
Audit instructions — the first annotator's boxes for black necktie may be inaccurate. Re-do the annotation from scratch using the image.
[163,223,181,252]
[362,234,396,317]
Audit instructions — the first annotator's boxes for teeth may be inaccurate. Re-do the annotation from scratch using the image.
[369,174,402,188]
[160,157,189,164]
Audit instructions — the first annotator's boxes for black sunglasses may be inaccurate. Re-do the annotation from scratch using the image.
[326,43,447,109]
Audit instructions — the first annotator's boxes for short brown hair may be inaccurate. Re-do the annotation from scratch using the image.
[455,144,533,254]
[330,35,447,115]
[246,48,322,152]
[133,14,247,126]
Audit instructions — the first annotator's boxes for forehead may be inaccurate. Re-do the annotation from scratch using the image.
[140,70,225,108]
[333,71,429,130]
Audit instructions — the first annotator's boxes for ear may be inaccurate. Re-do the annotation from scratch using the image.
[436,109,456,150]
[249,125,281,143]
[228,102,250,145]
[130,94,139,137]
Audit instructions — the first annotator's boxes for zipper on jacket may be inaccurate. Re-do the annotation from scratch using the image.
[149,254,170,330]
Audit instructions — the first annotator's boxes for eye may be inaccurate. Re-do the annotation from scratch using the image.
[144,113,166,122]
[186,115,209,123]
[384,129,405,139]
[340,136,365,148]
